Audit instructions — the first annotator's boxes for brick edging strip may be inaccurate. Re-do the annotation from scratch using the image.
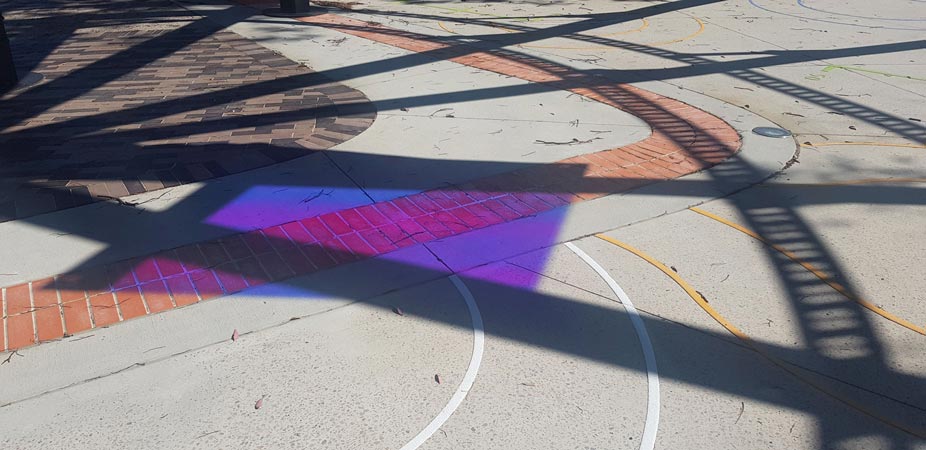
[0,13,741,352]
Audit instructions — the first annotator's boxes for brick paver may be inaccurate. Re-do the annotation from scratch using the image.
[0,0,374,222]
[0,11,743,351]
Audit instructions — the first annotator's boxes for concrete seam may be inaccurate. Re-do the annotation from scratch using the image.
[399,274,484,450]
[565,242,660,450]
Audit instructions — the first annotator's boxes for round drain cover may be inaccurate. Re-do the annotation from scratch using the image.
[752,127,792,138]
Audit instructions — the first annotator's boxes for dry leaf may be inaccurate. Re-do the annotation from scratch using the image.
[392,306,404,316]
[232,329,239,342]
[434,374,441,384]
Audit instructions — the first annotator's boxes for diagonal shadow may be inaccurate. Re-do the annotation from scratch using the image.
[1,18,921,219]
[16,153,926,446]
[0,0,202,85]
[8,4,923,141]
[0,0,226,125]
[321,6,924,143]
[18,141,926,448]
[2,3,921,204]
[1,0,925,447]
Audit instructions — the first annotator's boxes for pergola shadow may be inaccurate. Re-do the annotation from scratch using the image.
[1,0,924,447]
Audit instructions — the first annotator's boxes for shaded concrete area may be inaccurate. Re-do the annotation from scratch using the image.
[0,0,373,221]
[0,0,924,449]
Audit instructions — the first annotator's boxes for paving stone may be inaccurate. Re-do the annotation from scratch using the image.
[0,0,374,222]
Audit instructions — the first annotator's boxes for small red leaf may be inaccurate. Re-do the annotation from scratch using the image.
[232,329,239,342]
[255,397,263,410]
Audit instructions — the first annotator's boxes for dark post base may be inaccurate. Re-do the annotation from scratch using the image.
[0,13,18,91]
[263,0,311,17]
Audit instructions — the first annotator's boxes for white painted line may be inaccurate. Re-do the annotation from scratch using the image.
[565,242,661,450]
[399,275,485,450]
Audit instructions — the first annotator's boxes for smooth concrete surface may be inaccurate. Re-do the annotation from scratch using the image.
[0,277,474,449]
[181,0,653,198]
[0,154,369,284]
[0,0,649,285]
[2,0,924,449]
[0,245,448,404]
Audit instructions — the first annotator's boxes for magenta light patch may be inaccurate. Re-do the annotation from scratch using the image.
[425,208,567,290]
[30,185,568,323]
[204,185,375,231]
[196,184,571,295]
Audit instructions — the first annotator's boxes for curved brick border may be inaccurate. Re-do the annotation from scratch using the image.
[0,14,741,352]
[0,1,374,222]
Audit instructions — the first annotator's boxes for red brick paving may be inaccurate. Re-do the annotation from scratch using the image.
[0,0,374,223]
[0,12,742,352]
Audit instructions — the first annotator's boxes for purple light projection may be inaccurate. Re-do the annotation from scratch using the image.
[106,183,571,305]
[200,185,569,292]
[204,185,378,232]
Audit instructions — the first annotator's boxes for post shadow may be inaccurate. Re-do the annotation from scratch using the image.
[0,12,18,93]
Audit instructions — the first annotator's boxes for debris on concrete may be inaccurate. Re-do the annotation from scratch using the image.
[534,137,601,145]
[1,350,23,365]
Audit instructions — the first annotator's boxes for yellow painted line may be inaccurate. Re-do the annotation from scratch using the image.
[437,20,518,35]
[802,142,926,149]
[591,18,650,37]
[646,17,705,46]
[489,23,520,34]
[390,0,539,22]
[594,233,926,438]
[822,65,926,82]
[761,178,926,188]
[518,17,704,51]
[438,21,456,34]
[688,207,925,335]
[479,18,649,40]
[517,43,618,51]
[595,234,750,340]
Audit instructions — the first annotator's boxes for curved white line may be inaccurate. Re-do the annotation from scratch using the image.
[565,242,661,450]
[399,275,485,450]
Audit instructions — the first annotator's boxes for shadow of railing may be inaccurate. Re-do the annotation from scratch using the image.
[1,0,925,447]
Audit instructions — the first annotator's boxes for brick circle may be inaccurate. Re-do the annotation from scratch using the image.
[0,0,374,222]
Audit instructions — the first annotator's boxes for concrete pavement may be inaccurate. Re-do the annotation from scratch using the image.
[0,0,923,448]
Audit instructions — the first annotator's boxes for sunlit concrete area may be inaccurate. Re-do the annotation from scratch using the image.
[0,0,924,448]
